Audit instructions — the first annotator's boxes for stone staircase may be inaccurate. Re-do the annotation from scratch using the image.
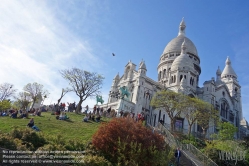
[155,123,218,166]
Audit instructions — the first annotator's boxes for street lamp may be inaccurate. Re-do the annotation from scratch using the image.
[109,90,122,113]
[143,90,150,125]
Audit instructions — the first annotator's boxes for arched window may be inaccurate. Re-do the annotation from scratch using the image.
[229,112,234,122]
[163,69,166,78]
[235,87,238,93]
[190,77,192,85]
[184,75,186,79]
[180,75,183,82]
[158,110,161,122]
[124,66,130,79]
[171,76,173,83]
[220,101,229,119]
[174,75,176,83]
[158,71,162,81]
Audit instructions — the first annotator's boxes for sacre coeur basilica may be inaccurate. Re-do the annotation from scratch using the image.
[100,19,248,138]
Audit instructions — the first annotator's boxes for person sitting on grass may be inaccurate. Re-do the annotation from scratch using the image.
[27,118,34,128]
[27,118,40,131]
[20,111,27,118]
[64,113,69,120]
[96,114,101,123]
[36,109,41,116]
[91,115,95,121]
[10,110,18,118]
[2,111,7,116]
[83,115,89,122]
[59,112,65,120]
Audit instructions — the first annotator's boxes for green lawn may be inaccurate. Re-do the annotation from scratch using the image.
[0,112,109,142]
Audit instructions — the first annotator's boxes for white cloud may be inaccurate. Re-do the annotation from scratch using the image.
[0,0,104,107]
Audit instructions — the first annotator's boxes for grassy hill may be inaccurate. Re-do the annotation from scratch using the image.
[0,112,109,142]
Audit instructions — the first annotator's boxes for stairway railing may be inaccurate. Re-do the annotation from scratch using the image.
[157,123,218,166]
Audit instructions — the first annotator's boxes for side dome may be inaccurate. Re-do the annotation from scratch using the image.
[171,39,195,72]
[163,36,198,57]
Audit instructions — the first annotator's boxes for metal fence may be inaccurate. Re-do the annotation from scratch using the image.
[157,123,218,166]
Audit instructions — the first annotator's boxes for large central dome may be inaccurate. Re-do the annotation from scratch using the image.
[163,35,198,57]
[162,18,199,59]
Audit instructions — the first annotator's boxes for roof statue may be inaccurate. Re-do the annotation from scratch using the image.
[119,86,130,99]
[96,95,104,105]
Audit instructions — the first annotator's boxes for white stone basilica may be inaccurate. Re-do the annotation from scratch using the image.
[101,19,248,138]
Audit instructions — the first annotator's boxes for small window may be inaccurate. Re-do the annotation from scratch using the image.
[222,91,225,97]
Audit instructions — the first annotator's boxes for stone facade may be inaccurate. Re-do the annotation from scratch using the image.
[100,19,248,138]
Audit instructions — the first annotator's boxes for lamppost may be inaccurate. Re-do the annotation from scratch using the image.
[143,90,150,125]
[109,90,122,115]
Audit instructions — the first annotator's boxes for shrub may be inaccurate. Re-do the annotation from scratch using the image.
[92,117,168,165]
[0,134,17,150]
[204,140,247,165]
[10,127,47,150]
[80,155,112,166]
[64,139,86,151]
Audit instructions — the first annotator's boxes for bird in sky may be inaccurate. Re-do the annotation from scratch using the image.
[112,53,115,56]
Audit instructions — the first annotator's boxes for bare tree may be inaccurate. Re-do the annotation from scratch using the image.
[0,83,17,101]
[23,82,49,110]
[57,88,71,105]
[60,68,104,113]
[14,92,32,110]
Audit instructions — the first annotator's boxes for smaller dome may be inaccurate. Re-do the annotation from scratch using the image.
[171,40,195,72]
[240,118,248,127]
[221,57,237,79]
[139,60,146,70]
[216,66,221,75]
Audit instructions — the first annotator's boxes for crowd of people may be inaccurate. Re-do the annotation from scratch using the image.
[0,102,147,133]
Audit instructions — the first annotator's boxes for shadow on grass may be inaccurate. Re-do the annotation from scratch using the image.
[60,119,74,123]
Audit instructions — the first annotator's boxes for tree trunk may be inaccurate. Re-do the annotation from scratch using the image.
[75,99,83,114]
[202,127,207,138]
[30,99,35,110]
[170,119,175,131]
[57,98,62,105]
[188,123,193,139]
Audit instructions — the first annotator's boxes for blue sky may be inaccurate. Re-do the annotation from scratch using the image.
[1,1,249,119]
